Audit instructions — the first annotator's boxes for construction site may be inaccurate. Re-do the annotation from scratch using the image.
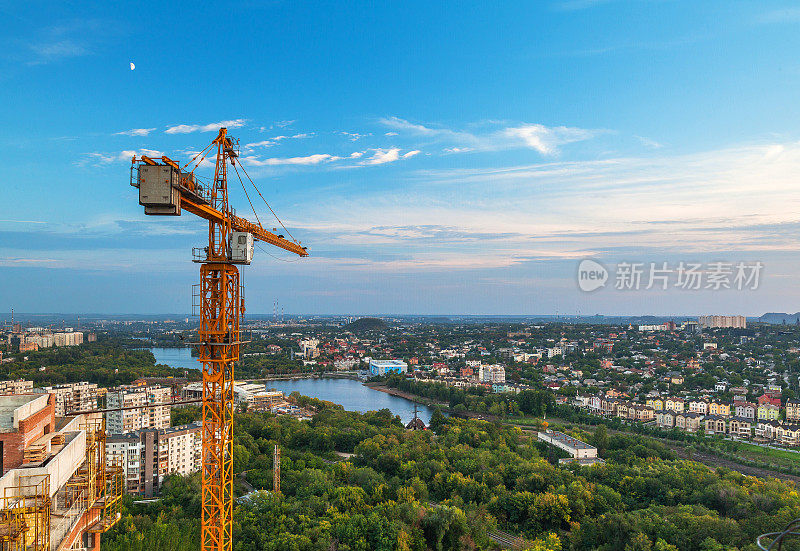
[0,393,123,550]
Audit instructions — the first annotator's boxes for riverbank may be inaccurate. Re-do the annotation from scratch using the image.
[380,385,800,484]
[244,372,361,383]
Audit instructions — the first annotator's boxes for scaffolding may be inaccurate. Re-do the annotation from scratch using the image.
[0,475,51,551]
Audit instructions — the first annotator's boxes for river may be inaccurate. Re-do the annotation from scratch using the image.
[147,347,433,424]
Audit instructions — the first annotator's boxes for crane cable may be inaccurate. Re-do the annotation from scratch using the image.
[232,162,263,229]
[182,142,215,173]
[235,161,299,245]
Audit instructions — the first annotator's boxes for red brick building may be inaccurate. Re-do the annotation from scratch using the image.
[0,393,55,473]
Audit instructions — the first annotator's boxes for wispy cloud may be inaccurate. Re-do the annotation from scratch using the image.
[503,124,599,155]
[759,8,800,23]
[280,140,800,274]
[243,147,420,168]
[30,40,87,62]
[242,153,340,166]
[165,119,246,134]
[379,116,601,156]
[83,149,163,165]
[115,128,156,137]
[243,133,313,150]
[339,131,371,141]
[635,135,663,149]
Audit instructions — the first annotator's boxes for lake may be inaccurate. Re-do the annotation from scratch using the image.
[149,347,198,371]
[147,348,433,424]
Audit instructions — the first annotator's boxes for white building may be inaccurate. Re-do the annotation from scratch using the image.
[106,422,202,497]
[106,385,171,435]
[44,381,98,416]
[479,364,506,383]
[699,315,747,329]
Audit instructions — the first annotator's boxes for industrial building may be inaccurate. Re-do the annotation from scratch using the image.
[0,393,123,550]
[106,422,201,497]
[537,430,603,466]
[369,359,408,376]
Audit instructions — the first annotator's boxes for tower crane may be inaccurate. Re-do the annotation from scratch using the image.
[130,127,307,551]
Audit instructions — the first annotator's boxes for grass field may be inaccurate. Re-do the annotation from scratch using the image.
[730,441,800,466]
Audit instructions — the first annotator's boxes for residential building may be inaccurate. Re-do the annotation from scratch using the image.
[479,364,506,383]
[734,402,756,420]
[698,315,747,329]
[688,399,708,414]
[0,379,33,395]
[106,385,171,434]
[665,397,684,413]
[44,381,99,416]
[0,398,121,549]
[106,422,202,497]
[757,403,780,421]
[787,399,800,422]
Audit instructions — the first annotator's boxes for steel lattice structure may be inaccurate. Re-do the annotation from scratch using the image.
[131,128,307,551]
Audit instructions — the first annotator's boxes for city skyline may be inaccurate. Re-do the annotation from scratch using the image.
[3,1,800,314]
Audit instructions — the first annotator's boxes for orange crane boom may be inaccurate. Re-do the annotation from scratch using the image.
[130,128,306,551]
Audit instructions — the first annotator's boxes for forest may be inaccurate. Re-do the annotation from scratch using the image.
[1,338,190,387]
[103,399,800,551]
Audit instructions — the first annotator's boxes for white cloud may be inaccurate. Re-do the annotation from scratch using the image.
[385,132,399,136]
[165,119,246,134]
[361,148,401,165]
[635,135,664,149]
[503,124,598,155]
[85,149,163,164]
[244,140,276,149]
[282,140,800,276]
[241,154,340,166]
[339,131,371,141]
[115,128,156,137]
[380,116,599,156]
[402,150,421,159]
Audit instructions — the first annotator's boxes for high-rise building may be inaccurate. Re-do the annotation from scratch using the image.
[0,379,34,395]
[106,422,202,497]
[44,381,99,416]
[698,315,747,329]
[106,386,171,434]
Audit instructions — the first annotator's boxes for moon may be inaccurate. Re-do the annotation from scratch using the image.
[130,62,135,71]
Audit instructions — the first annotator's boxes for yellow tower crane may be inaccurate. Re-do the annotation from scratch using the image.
[130,127,308,551]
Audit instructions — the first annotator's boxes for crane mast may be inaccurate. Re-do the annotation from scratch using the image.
[130,127,307,551]
[198,129,238,551]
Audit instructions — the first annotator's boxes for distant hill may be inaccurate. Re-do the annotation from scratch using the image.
[758,312,800,324]
[344,317,388,332]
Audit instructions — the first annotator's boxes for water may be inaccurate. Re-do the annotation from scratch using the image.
[262,378,435,425]
[149,347,198,371]
[146,348,433,424]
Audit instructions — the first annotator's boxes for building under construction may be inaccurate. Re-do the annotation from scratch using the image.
[0,392,123,550]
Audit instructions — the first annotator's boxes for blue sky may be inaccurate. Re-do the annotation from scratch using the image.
[2,1,800,315]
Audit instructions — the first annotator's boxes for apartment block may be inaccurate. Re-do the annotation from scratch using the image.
[106,422,202,497]
[0,379,34,395]
[44,381,99,416]
[698,315,747,329]
[106,385,171,435]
